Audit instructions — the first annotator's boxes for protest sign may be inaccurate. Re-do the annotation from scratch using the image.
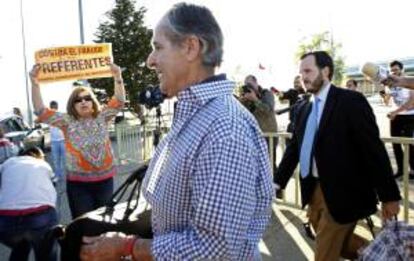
[34,43,113,83]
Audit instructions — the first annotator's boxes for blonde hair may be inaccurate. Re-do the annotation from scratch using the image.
[66,86,101,120]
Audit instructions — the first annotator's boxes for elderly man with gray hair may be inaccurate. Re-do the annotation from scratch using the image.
[80,2,273,261]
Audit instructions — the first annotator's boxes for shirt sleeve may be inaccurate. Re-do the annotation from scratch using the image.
[37,108,69,130]
[348,93,401,202]
[254,90,274,113]
[280,89,295,101]
[100,97,125,122]
[151,136,272,260]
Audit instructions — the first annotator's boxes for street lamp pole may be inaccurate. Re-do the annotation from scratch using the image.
[78,0,85,44]
[78,0,89,86]
[20,0,33,126]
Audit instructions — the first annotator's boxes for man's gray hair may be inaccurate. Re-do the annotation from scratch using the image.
[162,2,223,67]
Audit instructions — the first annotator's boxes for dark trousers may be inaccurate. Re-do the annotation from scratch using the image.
[265,136,278,178]
[0,207,58,261]
[67,178,114,219]
[390,114,414,174]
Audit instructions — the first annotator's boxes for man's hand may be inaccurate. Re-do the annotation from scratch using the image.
[109,63,123,80]
[80,232,128,261]
[387,111,398,120]
[29,65,40,86]
[80,232,153,261]
[382,74,401,88]
[133,238,153,261]
[381,201,400,221]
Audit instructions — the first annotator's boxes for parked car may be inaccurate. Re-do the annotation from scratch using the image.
[0,114,51,151]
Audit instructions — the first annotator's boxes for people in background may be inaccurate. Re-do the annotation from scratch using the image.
[13,107,23,118]
[49,101,66,181]
[274,51,400,260]
[0,147,58,261]
[385,74,414,89]
[278,75,306,133]
[0,128,18,163]
[30,63,125,219]
[346,79,358,91]
[240,74,278,177]
[385,60,414,179]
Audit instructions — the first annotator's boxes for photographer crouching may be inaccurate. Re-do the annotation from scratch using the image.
[240,75,278,175]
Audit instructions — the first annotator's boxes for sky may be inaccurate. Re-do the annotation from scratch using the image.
[1,0,414,122]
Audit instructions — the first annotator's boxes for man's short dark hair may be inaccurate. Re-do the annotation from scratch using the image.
[50,100,58,109]
[300,51,334,81]
[390,60,404,70]
[19,146,43,158]
[347,79,357,86]
[245,75,257,83]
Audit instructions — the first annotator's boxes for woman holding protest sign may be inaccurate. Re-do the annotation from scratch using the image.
[30,63,125,219]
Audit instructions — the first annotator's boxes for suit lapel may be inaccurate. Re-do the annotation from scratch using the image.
[316,85,337,140]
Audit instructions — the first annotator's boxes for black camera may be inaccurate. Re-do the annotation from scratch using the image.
[242,83,254,94]
[241,83,254,94]
[137,85,166,109]
[93,88,109,104]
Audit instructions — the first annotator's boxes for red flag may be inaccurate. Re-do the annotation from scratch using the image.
[270,87,279,94]
[258,63,266,70]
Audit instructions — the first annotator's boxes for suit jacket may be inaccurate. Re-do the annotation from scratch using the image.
[274,85,401,224]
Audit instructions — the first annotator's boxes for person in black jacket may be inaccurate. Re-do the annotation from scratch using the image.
[274,51,401,260]
[278,75,306,133]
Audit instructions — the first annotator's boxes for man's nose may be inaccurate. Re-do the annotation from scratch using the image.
[146,53,156,69]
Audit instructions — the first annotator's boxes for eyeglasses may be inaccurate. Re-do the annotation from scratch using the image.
[74,95,93,104]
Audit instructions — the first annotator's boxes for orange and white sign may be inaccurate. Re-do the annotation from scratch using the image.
[34,43,113,83]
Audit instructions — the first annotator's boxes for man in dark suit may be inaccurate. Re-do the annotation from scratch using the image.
[274,51,401,260]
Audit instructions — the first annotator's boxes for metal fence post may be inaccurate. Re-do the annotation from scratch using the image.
[403,144,410,222]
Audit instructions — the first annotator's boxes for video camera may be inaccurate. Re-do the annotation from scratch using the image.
[241,83,255,94]
[137,85,166,109]
[92,88,109,104]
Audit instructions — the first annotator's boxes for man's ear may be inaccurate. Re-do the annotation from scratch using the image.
[322,67,330,80]
[183,35,202,62]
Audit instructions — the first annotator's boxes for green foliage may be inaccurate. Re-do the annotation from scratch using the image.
[89,0,157,111]
[295,31,345,85]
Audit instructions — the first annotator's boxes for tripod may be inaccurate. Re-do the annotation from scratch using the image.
[153,106,162,147]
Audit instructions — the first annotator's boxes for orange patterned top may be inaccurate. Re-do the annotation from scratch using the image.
[38,98,123,182]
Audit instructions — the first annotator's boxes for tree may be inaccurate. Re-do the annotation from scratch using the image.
[89,0,157,112]
[295,31,345,86]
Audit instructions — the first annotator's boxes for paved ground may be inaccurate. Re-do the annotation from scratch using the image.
[1,97,412,260]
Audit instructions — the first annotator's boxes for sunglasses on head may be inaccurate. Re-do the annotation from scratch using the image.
[74,95,93,104]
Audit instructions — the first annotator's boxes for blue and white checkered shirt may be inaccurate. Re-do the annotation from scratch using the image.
[142,75,274,260]
[360,221,414,260]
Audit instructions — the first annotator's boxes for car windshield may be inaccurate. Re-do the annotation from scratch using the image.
[0,117,26,133]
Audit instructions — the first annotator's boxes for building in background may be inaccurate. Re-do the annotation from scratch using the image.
[345,57,414,96]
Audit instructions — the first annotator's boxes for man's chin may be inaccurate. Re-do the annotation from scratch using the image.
[305,87,316,94]
[159,86,171,98]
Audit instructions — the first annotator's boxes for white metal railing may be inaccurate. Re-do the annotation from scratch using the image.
[264,132,414,223]
[382,137,414,222]
[115,123,142,165]
[114,125,414,223]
